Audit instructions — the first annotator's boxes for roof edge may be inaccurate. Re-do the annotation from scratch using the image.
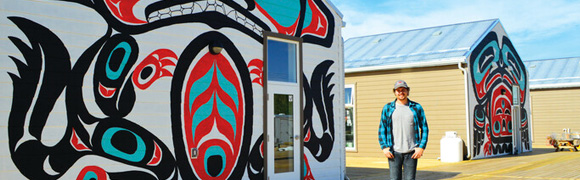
[464,19,500,57]
[345,57,465,73]
[524,56,580,62]
[530,83,580,90]
[344,18,499,41]
[325,0,344,18]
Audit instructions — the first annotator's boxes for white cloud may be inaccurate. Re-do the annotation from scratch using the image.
[338,0,580,43]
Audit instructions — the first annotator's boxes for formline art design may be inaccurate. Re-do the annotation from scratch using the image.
[3,0,341,179]
[469,31,530,159]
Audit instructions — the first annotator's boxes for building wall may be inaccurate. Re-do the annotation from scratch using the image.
[345,65,467,159]
[466,23,532,159]
[0,0,343,179]
[530,88,580,148]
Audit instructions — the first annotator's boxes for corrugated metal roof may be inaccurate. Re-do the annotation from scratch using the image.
[523,57,580,89]
[344,19,498,71]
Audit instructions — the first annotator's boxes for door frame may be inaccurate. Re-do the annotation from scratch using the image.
[512,84,521,154]
[262,31,304,180]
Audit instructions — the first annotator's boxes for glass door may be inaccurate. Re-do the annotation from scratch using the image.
[511,85,521,154]
[264,34,302,179]
[267,90,300,177]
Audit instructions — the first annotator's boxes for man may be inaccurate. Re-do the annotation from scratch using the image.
[378,80,429,180]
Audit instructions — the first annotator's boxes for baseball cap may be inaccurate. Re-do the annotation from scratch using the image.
[393,80,409,90]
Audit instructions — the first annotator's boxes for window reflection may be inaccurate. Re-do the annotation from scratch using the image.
[345,107,354,148]
[345,85,355,149]
[267,40,297,83]
[274,94,294,173]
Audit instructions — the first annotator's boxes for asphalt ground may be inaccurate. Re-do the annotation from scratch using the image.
[346,147,580,179]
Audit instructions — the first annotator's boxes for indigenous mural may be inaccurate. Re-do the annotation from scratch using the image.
[0,0,343,179]
[468,29,531,159]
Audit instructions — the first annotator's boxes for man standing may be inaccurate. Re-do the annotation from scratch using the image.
[378,80,429,180]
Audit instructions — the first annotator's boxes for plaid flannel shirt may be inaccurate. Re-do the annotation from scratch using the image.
[378,99,429,150]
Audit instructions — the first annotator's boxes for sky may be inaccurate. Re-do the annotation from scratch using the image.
[332,0,580,61]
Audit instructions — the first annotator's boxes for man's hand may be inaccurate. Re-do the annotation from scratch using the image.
[382,148,394,159]
[411,148,424,159]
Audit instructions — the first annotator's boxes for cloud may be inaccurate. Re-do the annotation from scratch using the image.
[337,0,580,42]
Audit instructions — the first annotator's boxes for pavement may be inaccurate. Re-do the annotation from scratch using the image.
[346,147,580,179]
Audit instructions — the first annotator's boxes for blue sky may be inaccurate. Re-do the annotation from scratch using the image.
[332,0,580,61]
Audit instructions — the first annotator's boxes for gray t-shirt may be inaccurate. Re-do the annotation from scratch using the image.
[392,103,416,153]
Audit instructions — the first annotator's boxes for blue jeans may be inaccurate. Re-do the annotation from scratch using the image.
[388,150,417,180]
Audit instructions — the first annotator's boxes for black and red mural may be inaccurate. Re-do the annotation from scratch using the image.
[3,0,340,179]
[469,31,530,159]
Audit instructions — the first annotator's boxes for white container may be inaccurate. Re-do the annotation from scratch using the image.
[440,131,463,162]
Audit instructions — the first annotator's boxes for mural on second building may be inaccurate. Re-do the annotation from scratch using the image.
[2,0,340,179]
[469,30,530,159]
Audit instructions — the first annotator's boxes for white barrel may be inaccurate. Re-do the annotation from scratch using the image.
[440,131,463,162]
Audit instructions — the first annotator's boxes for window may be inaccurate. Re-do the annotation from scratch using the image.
[512,85,520,106]
[267,39,297,83]
[345,84,355,151]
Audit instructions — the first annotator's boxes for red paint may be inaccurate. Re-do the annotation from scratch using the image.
[76,166,108,180]
[248,59,263,86]
[301,0,329,38]
[104,0,146,24]
[147,141,162,166]
[98,83,116,98]
[132,49,178,90]
[70,128,90,152]
[183,52,244,179]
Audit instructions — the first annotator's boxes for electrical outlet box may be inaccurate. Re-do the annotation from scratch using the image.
[191,148,198,159]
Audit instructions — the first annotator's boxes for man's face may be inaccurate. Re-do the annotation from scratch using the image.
[394,87,409,101]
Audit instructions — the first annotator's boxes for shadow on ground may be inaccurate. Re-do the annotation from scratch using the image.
[346,167,460,180]
[519,147,557,156]
[471,147,559,161]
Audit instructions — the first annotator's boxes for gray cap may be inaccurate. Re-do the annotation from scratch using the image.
[393,80,409,89]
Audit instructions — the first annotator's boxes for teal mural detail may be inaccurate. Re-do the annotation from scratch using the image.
[82,172,98,180]
[217,65,240,107]
[255,0,301,27]
[102,127,146,162]
[217,94,237,133]
[204,146,226,177]
[303,0,313,28]
[472,41,499,84]
[501,45,526,90]
[106,42,132,80]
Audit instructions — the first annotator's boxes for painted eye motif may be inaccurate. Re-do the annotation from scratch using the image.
[471,39,500,100]
[101,127,146,162]
[495,109,502,115]
[94,34,138,101]
[140,65,154,82]
[132,49,178,90]
[106,42,132,81]
[493,121,501,134]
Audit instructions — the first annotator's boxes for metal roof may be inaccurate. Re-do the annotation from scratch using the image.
[344,19,498,72]
[523,57,580,89]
